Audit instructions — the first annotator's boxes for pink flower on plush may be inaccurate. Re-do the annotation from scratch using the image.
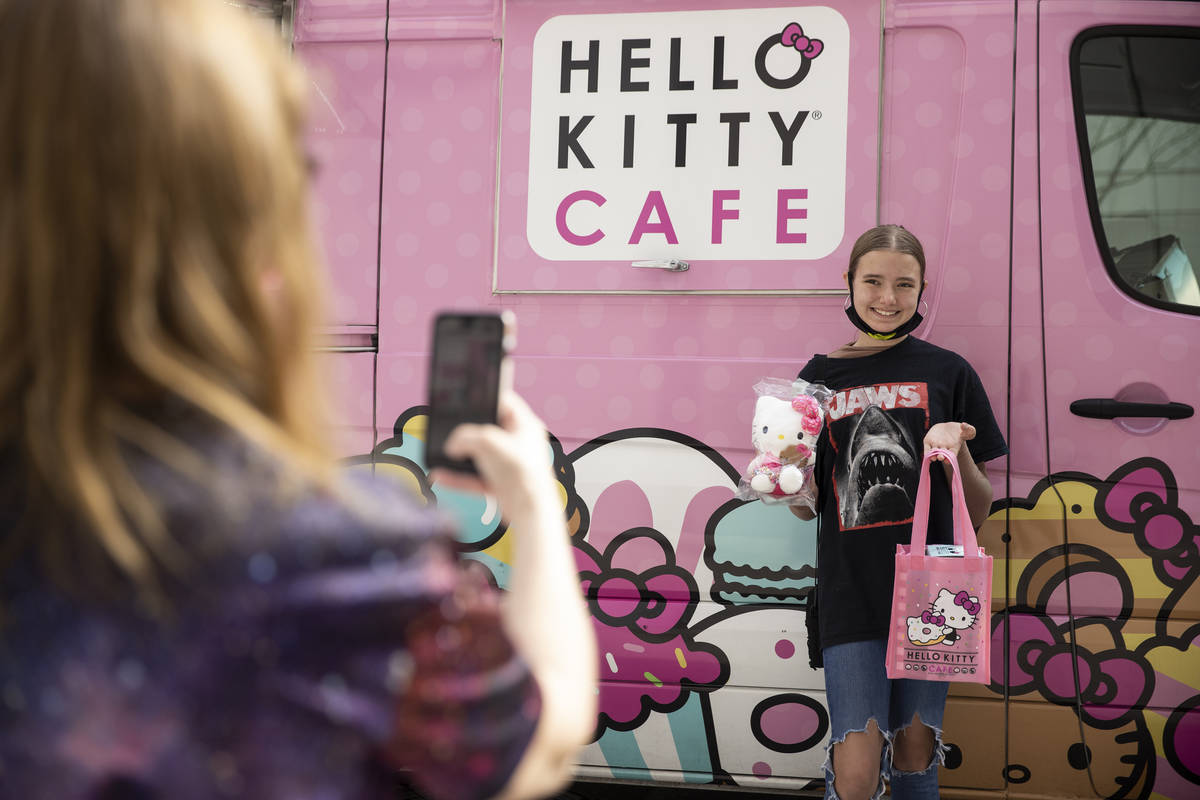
[792,394,823,436]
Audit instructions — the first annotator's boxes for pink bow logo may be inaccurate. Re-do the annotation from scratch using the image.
[921,609,945,626]
[780,23,824,59]
[1096,458,1199,585]
[991,613,1152,727]
[954,591,981,616]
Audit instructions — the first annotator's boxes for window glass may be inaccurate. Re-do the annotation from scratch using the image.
[1075,31,1200,312]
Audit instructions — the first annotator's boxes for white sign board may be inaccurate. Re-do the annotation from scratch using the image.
[525,6,850,261]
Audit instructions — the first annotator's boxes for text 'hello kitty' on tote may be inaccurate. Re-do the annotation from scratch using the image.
[885,448,992,684]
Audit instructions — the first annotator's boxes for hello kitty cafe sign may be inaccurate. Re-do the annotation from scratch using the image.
[523,6,850,262]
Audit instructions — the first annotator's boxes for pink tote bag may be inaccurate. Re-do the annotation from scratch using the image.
[885,448,992,684]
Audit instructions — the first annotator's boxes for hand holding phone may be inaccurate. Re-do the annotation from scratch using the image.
[434,389,559,520]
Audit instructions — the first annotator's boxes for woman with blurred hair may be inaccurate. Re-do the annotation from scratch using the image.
[0,1,596,798]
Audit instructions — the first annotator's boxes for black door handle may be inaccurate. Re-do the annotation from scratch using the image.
[1070,398,1194,420]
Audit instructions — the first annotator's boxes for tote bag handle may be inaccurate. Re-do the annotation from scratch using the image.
[908,448,980,555]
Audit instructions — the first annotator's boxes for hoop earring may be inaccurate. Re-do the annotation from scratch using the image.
[843,294,852,311]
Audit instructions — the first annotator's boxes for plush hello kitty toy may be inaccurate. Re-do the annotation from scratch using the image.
[739,378,830,507]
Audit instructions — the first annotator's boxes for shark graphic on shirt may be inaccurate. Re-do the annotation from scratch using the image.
[827,382,928,530]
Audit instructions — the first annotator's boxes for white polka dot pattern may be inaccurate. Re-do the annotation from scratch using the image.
[298,42,385,327]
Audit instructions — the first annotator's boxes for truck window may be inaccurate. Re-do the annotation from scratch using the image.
[1073,28,1200,313]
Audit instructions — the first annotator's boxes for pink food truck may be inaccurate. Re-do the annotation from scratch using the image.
[268,0,1200,796]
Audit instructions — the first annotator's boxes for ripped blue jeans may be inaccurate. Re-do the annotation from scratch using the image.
[822,639,948,800]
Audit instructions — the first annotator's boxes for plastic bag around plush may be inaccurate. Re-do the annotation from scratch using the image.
[736,377,832,508]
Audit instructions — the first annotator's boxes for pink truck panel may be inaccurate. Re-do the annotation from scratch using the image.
[318,349,377,455]
[496,0,873,291]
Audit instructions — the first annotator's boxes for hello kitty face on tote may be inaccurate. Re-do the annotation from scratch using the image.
[932,587,981,632]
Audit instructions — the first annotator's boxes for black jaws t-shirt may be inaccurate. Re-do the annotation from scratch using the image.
[797,336,1007,650]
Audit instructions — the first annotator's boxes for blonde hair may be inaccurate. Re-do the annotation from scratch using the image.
[0,0,331,604]
[847,224,927,282]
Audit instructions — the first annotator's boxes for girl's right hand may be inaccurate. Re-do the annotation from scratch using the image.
[429,390,597,800]
[923,421,977,461]
[431,391,558,524]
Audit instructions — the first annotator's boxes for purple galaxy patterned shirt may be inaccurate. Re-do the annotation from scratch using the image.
[0,429,540,799]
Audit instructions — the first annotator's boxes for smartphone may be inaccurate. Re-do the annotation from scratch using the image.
[424,311,510,475]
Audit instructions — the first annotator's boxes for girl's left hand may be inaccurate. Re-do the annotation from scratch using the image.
[924,422,977,461]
